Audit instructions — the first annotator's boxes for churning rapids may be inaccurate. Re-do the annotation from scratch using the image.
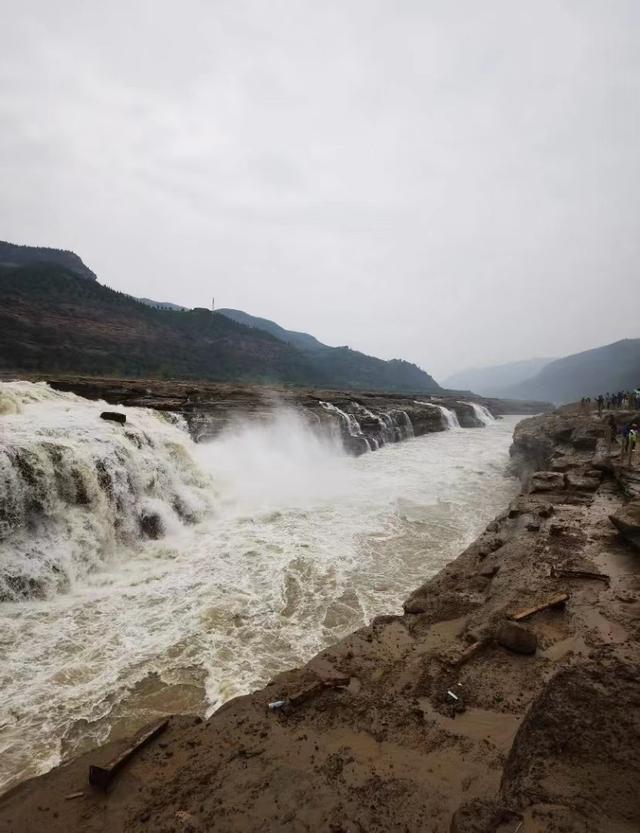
[0,382,520,793]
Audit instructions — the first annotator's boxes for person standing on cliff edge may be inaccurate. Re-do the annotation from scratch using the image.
[606,413,617,454]
[628,424,638,467]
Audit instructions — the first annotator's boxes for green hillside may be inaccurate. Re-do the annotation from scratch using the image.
[0,263,441,393]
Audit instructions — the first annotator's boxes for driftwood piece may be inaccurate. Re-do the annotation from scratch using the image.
[451,638,491,668]
[509,593,569,622]
[89,718,169,790]
[550,566,610,584]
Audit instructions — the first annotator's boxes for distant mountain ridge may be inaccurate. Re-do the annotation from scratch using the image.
[218,308,329,353]
[217,307,440,391]
[0,240,97,282]
[0,250,441,393]
[502,339,640,404]
[443,357,555,397]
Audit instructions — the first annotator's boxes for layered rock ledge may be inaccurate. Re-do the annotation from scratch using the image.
[2,407,639,833]
[40,375,549,452]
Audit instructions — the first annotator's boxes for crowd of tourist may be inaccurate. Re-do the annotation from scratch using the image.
[580,390,640,412]
[579,388,640,467]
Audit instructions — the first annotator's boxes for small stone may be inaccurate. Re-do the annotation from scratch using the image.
[497,622,538,655]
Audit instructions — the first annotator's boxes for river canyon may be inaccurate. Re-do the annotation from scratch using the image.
[0,381,520,794]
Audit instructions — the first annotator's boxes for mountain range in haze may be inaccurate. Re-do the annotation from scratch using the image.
[446,342,640,404]
[0,242,440,393]
[1,241,638,403]
[443,358,555,397]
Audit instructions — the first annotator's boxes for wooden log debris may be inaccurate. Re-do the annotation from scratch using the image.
[451,638,491,668]
[89,718,169,790]
[550,566,610,585]
[509,593,569,622]
[270,675,351,712]
[289,675,350,707]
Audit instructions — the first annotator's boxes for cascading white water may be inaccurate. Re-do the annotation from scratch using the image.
[0,382,214,602]
[436,405,461,430]
[319,401,371,451]
[351,403,414,445]
[415,401,461,430]
[0,381,520,794]
[394,410,415,440]
[463,402,496,425]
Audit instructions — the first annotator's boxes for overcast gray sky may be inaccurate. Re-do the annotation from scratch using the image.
[1,1,639,380]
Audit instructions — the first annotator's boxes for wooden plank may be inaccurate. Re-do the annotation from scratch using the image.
[89,718,169,790]
[509,593,569,622]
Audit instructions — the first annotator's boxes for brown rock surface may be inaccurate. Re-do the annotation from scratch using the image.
[609,499,640,549]
[529,471,565,492]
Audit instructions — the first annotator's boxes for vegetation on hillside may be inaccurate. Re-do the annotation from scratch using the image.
[0,263,440,392]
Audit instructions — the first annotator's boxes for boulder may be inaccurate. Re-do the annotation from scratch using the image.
[100,411,126,425]
[497,622,538,655]
[609,500,640,550]
[529,471,565,493]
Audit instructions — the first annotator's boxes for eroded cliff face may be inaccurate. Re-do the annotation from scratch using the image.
[4,407,638,833]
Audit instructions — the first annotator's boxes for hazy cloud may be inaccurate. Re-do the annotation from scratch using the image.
[1,0,639,378]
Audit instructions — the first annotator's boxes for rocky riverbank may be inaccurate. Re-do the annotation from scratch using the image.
[2,406,639,833]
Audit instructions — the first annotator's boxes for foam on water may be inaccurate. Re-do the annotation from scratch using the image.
[0,382,520,793]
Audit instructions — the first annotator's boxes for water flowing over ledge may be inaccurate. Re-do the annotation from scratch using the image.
[0,380,520,793]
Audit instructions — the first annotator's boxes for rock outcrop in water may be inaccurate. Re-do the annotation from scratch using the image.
[3,405,640,832]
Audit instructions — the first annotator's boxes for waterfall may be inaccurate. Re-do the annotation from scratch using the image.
[463,402,496,425]
[0,382,215,602]
[319,401,371,452]
[436,405,461,430]
[415,401,460,430]
[390,409,415,440]
[321,401,415,451]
